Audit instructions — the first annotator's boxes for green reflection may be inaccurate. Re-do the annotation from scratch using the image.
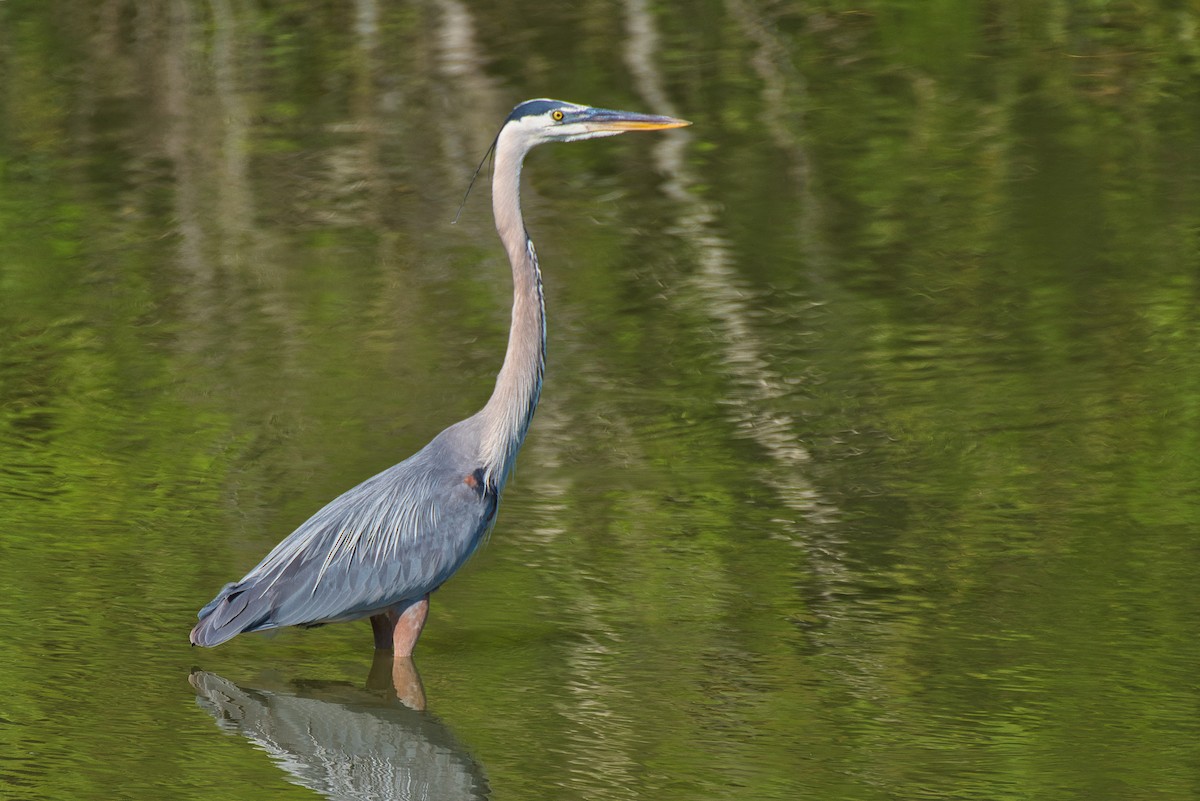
[2,1,1199,800]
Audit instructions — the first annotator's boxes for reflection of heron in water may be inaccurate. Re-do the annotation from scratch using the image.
[190,663,489,801]
[191,100,688,661]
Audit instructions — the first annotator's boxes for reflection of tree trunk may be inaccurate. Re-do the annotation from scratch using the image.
[160,0,226,362]
[210,0,309,392]
[163,0,207,285]
[725,0,813,191]
[724,0,828,271]
[354,0,386,231]
[210,0,253,262]
[434,0,506,172]
[624,0,837,530]
[313,6,386,230]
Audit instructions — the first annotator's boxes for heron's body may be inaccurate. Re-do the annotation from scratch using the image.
[193,419,496,646]
[192,99,688,657]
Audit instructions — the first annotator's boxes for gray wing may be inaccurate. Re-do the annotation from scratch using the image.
[192,429,497,647]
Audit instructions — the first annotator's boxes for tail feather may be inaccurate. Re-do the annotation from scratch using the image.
[197,581,238,619]
[191,580,275,647]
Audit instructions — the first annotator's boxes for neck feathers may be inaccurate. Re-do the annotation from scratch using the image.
[479,128,546,489]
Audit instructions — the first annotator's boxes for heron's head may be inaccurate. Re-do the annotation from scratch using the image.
[501,99,690,149]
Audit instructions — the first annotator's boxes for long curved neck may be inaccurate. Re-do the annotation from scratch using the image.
[479,129,546,489]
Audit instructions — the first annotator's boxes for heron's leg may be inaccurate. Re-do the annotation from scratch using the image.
[390,595,430,658]
[370,613,394,650]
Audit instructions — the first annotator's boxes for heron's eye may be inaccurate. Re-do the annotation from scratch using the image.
[551,110,564,121]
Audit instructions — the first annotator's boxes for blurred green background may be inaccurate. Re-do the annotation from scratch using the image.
[2,1,1199,799]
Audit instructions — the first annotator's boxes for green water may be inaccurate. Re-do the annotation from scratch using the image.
[3,2,1200,799]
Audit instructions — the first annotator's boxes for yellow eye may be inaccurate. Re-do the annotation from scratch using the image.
[552,110,564,121]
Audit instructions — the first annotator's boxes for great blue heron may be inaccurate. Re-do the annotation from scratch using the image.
[191,99,689,659]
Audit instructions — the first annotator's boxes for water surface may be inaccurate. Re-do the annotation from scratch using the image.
[2,2,1199,800]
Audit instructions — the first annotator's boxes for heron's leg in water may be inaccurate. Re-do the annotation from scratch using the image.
[391,595,430,656]
[369,595,430,656]
[370,612,393,649]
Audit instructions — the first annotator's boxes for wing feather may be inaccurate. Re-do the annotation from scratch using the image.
[192,426,497,646]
